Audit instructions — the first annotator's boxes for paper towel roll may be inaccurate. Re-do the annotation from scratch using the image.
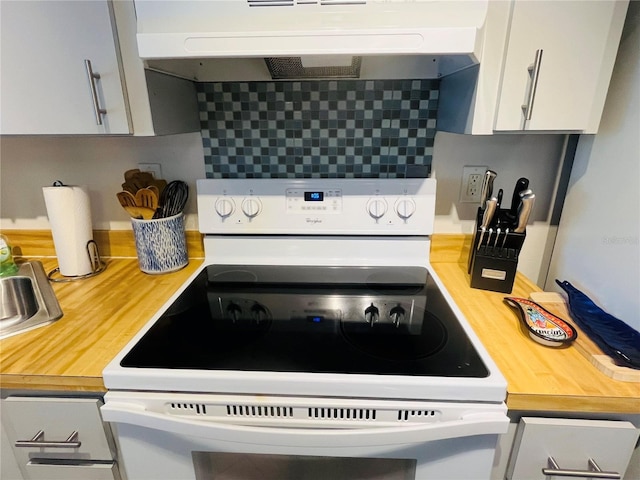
[43,185,94,276]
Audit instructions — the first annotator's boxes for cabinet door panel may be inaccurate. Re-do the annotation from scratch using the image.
[506,417,639,480]
[495,1,619,132]
[25,462,119,480]
[0,1,130,134]
[3,397,114,462]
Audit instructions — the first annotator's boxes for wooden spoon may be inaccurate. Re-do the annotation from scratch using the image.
[117,191,152,220]
[135,187,159,213]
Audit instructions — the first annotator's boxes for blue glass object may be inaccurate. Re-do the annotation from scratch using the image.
[556,280,640,369]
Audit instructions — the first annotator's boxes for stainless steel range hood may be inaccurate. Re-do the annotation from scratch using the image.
[133,0,489,81]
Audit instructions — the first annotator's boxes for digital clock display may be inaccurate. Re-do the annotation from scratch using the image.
[304,191,324,202]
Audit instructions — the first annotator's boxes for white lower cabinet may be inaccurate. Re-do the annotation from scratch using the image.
[1,421,24,480]
[505,417,639,480]
[1,397,121,480]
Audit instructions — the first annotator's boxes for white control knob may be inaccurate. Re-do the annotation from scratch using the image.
[215,197,235,218]
[366,198,387,220]
[242,197,262,218]
[395,198,416,220]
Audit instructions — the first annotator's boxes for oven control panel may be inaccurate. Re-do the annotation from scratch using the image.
[197,178,436,235]
[285,188,343,214]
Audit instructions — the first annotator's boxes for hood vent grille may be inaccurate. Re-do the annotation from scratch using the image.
[265,56,362,79]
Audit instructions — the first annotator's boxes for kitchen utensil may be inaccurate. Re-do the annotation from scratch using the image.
[154,180,189,219]
[117,190,137,208]
[122,169,159,194]
[508,188,533,226]
[146,185,160,198]
[477,197,497,251]
[116,191,149,219]
[124,169,141,181]
[513,193,535,233]
[479,170,497,206]
[493,227,501,249]
[136,187,159,211]
[508,177,530,218]
[150,179,167,196]
[495,188,504,225]
[504,297,577,347]
[500,228,510,249]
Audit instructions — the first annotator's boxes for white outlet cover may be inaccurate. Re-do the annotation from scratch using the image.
[138,163,163,180]
[460,165,488,203]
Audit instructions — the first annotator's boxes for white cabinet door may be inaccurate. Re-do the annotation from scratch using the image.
[495,0,627,133]
[0,1,130,135]
[2,397,119,480]
[1,422,24,480]
[506,417,639,480]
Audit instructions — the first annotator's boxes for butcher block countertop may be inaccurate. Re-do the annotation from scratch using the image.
[0,232,638,414]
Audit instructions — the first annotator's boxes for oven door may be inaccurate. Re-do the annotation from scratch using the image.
[102,393,508,480]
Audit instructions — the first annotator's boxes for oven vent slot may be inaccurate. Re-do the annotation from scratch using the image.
[308,408,377,421]
[169,403,208,415]
[397,410,440,422]
[226,404,294,418]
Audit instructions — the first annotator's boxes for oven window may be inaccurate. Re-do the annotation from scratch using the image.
[192,452,416,480]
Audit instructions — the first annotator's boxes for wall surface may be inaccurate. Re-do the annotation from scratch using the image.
[546,2,640,330]
[432,132,565,283]
[0,128,564,283]
[0,133,205,231]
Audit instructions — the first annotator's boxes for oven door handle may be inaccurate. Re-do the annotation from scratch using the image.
[102,403,508,447]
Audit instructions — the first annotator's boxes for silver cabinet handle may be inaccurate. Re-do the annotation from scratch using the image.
[521,49,543,121]
[84,59,107,125]
[15,430,81,448]
[542,456,621,479]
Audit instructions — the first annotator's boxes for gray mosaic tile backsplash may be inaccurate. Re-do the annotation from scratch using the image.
[196,79,439,178]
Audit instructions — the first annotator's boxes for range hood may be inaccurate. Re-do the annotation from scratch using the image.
[133,0,489,81]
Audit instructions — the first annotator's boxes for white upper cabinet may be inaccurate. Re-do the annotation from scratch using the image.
[0,1,199,136]
[1,1,130,135]
[438,0,629,135]
[495,1,628,133]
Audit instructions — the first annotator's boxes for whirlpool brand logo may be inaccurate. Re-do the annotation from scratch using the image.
[306,218,322,224]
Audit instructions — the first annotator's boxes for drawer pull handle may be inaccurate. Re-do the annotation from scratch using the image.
[15,430,81,448]
[542,456,621,479]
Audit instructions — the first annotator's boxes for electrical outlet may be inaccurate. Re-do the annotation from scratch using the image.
[138,163,163,180]
[460,165,488,203]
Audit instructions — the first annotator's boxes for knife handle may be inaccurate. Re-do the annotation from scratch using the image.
[479,170,497,206]
[510,177,530,216]
[477,197,498,250]
[514,194,535,233]
[482,197,498,229]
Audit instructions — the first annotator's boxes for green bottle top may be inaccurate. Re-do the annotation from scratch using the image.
[0,234,19,277]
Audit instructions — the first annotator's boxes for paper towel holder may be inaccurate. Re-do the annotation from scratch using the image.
[47,240,106,283]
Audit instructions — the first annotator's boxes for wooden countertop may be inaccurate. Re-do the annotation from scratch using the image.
[0,257,203,392]
[1,233,637,414]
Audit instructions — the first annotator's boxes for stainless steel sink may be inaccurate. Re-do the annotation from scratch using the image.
[0,261,63,339]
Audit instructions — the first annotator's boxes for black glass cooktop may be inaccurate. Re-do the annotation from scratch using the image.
[121,265,488,378]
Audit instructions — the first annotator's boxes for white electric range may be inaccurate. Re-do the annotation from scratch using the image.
[102,178,508,480]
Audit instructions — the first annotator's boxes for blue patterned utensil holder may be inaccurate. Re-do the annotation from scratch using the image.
[131,213,188,274]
